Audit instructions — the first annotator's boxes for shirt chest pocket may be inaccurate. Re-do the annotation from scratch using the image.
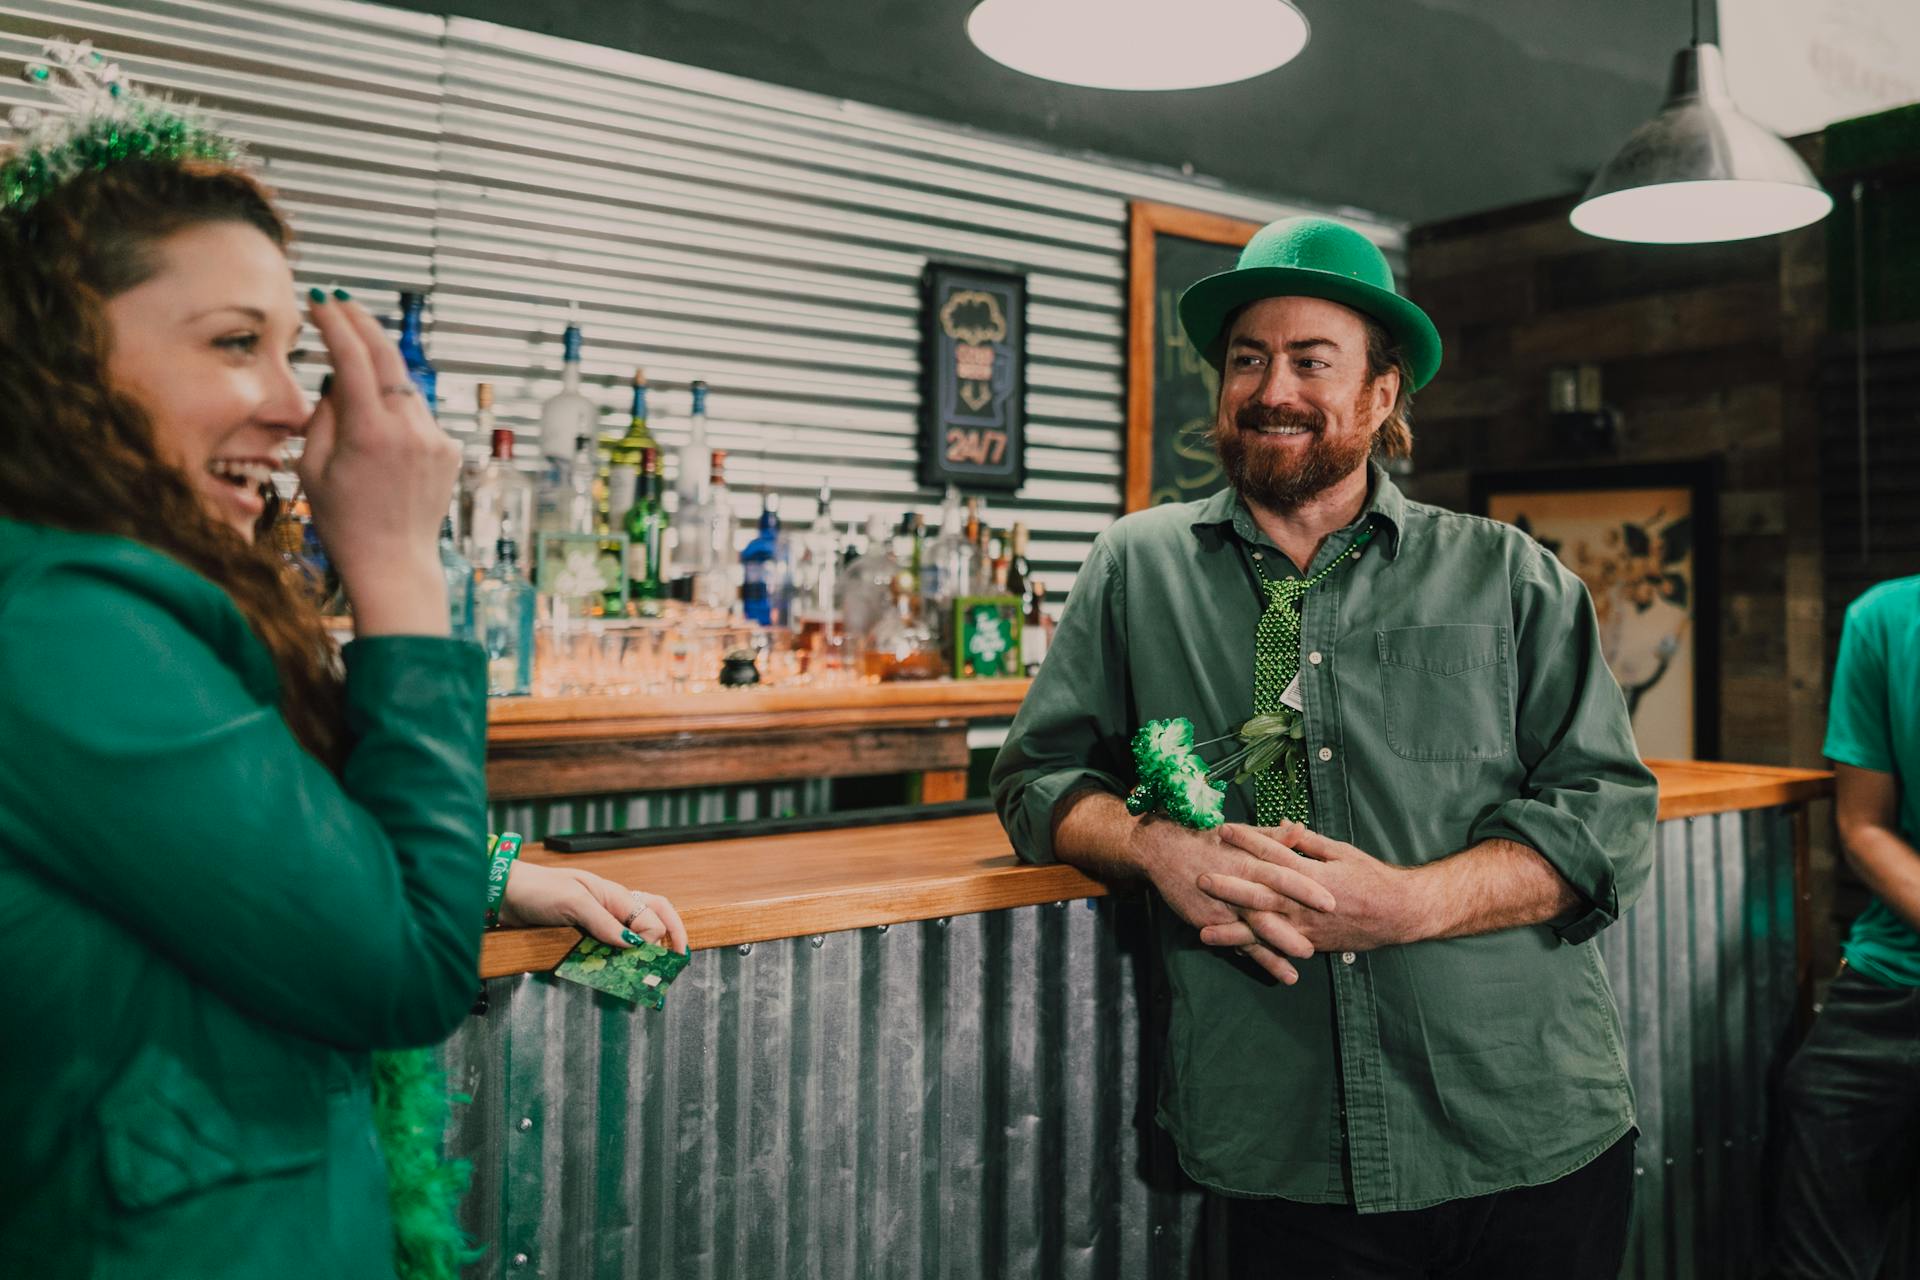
[1376,624,1513,762]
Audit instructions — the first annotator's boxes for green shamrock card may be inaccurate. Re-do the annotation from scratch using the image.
[553,936,691,1009]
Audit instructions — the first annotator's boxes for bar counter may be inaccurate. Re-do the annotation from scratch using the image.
[478,757,1832,977]
[447,759,1830,1280]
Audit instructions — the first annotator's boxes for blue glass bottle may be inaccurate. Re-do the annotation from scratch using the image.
[739,491,788,626]
[397,291,437,413]
[439,515,475,641]
[478,519,536,696]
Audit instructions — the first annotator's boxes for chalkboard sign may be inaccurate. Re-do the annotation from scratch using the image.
[1125,202,1262,511]
[918,260,1027,492]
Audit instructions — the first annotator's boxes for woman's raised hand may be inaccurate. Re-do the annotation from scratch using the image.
[297,290,460,636]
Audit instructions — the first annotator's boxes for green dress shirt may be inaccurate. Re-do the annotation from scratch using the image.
[990,466,1658,1212]
[0,518,489,1278]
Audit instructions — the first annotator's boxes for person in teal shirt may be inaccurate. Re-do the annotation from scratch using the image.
[0,54,683,1279]
[1771,575,1920,1279]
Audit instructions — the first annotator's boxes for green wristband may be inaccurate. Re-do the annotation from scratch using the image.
[484,832,523,929]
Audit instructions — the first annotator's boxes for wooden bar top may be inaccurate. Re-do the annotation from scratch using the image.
[479,758,1833,978]
[487,678,1030,744]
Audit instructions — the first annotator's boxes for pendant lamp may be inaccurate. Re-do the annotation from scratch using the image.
[966,0,1309,92]
[1571,2,1830,243]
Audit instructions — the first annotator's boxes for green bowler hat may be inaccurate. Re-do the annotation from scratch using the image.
[1178,215,1443,390]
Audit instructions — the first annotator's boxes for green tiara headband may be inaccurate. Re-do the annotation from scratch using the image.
[2,38,240,214]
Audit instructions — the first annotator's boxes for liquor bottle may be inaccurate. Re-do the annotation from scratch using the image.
[697,449,735,612]
[1005,522,1033,607]
[740,490,790,626]
[537,304,597,516]
[545,433,596,535]
[478,518,536,697]
[1022,581,1052,676]
[794,481,841,635]
[624,446,667,606]
[396,291,437,412]
[673,379,710,518]
[605,369,654,532]
[921,488,973,614]
[438,514,475,641]
[840,514,900,664]
[466,415,534,572]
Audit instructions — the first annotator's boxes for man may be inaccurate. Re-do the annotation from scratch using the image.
[991,216,1658,1278]
[1770,574,1920,1279]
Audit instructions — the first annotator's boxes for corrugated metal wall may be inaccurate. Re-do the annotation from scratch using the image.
[0,0,1405,596]
[446,806,1802,1280]
[487,778,834,842]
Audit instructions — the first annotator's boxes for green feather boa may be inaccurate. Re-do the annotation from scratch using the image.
[371,1048,482,1280]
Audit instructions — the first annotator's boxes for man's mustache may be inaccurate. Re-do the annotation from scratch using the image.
[1233,403,1326,433]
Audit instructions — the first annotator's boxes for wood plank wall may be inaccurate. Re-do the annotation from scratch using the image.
[1400,170,1838,962]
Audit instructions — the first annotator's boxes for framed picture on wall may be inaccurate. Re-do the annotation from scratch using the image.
[1470,461,1721,761]
[918,260,1028,492]
[1124,200,1262,511]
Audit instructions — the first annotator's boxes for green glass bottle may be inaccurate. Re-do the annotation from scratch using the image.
[624,446,668,607]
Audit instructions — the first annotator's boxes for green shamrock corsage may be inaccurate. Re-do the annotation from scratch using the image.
[1125,710,1309,830]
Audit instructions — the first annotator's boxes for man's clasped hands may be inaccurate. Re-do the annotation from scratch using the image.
[1135,818,1442,985]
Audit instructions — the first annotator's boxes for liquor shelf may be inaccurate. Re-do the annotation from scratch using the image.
[477,757,1831,978]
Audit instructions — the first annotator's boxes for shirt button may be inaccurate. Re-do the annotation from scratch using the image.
[1251,550,1264,560]
[1308,651,1323,665]
[1317,746,1333,762]
[1341,952,1357,965]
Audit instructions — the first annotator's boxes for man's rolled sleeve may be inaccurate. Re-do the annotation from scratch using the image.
[1470,542,1659,945]
[992,538,1131,864]
[1823,597,1892,772]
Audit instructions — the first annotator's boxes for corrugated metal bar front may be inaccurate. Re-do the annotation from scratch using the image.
[1599,806,1799,1280]
[447,806,1804,1280]
[445,897,1213,1280]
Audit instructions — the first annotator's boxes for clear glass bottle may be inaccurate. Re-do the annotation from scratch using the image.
[696,449,736,613]
[794,481,841,635]
[478,518,536,697]
[673,379,710,518]
[840,514,901,670]
[438,514,475,641]
[397,291,437,413]
[537,305,597,524]
[466,419,534,573]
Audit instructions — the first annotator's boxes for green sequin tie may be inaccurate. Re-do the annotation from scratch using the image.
[1252,527,1374,825]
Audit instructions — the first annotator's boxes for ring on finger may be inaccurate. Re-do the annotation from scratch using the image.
[378,383,418,398]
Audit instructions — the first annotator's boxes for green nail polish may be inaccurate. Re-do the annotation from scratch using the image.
[307,287,326,303]
[621,929,643,946]
[331,287,351,302]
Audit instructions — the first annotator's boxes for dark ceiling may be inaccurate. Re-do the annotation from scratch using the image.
[378,0,1708,227]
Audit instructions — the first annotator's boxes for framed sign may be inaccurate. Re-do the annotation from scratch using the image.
[918,260,1027,492]
[1125,201,1262,511]
[952,595,1025,679]
[1470,462,1721,760]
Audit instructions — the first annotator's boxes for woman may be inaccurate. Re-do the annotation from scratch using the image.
[0,55,685,1278]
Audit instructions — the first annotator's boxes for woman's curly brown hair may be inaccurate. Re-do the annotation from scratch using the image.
[0,158,345,767]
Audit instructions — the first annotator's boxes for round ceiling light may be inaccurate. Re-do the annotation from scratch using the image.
[966,0,1310,92]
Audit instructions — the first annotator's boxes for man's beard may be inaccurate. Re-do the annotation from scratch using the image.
[1211,396,1376,513]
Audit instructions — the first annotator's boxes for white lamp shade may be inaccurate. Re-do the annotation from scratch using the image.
[966,0,1310,92]
[1572,43,1832,244]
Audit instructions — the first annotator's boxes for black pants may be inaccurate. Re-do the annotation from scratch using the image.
[1769,966,1920,1280]
[1224,1132,1636,1279]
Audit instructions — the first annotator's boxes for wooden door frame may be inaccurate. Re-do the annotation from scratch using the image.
[1125,200,1264,511]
